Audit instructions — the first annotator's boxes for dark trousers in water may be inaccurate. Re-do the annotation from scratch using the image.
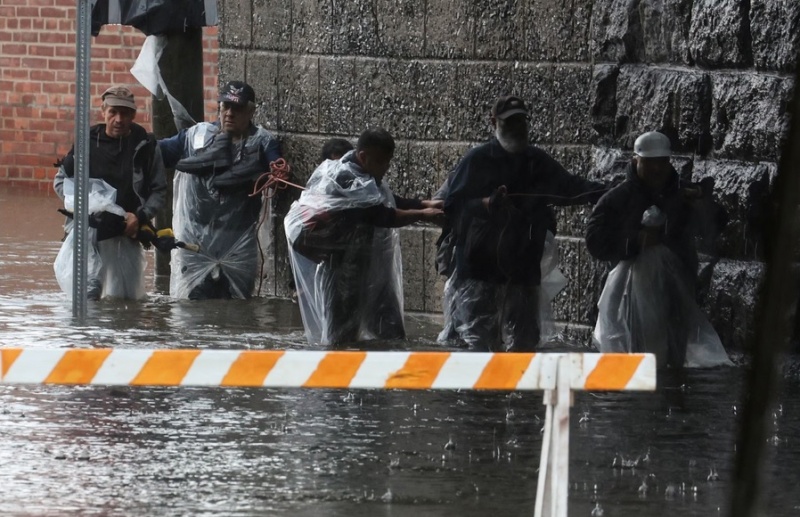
[318,239,405,346]
[451,278,541,352]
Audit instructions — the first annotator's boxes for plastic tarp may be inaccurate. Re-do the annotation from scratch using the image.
[284,157,404,346]
[91,0,217,36]
[54,178,146,300]
[438,231,568,349]
[593,244,732,369]
[170,124,272,300]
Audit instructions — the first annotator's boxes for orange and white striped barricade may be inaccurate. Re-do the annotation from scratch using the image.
[0,349,655,517]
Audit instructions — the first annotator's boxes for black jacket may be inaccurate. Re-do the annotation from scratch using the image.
[585,163,698,279]
[445,138,605,284]
[54,123,166,223]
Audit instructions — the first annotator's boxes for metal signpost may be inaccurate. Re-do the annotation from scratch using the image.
[72,0,93,319]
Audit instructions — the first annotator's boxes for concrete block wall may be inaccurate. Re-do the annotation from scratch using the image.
[0,0,219,192]
[219,0,798,349]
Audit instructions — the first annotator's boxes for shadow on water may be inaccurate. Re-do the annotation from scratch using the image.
[1,186,800,516]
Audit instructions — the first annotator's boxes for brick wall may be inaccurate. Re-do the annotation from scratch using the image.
[0,0,219,193]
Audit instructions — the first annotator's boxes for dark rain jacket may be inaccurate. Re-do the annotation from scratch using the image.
[585,163,698,279]
[54,123,167,223]
[445,138,605,285]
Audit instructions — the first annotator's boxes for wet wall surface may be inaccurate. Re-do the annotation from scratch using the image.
[216,0,800,351]
[1,187,799,516]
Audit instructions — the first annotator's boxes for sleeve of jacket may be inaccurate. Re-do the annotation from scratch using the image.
[444,149,489,225]
[158,129,188,169]
[585,188,641,262]
[261,134,282,164]
[137,142,167,222]
[541,153,607,206]
[53,146,76,200]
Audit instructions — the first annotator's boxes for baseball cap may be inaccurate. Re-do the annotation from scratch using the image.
[101,86,136,110]
[492,95,529,120]
[218,81,256,106]
[634,131,672,158]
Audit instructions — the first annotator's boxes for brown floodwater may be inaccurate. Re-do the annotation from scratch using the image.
[1,185,798,516]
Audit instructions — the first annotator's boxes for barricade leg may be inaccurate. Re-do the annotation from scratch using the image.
[534,356,573,517]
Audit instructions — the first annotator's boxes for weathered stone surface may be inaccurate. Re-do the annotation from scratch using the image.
[615,66,712,154]
[509,63,553,143]
[639,0,693,64]
[424,0,474,59]
[397,141,440,199]
[291,0,333,54]
[591,65,619,144]
[590,0,643,63]
[435,142,475,185]
[702,259,765,351]
[474,0,524,60]
[276,56,319,133]
[455,62,514,141]
[245,53,279,129]
[219,0,252,48]
[318,57,357,135]
[280,133,327,184]
[400,226,426,312]
[550,65,595,144]
[375,0,426,58]
[692,160,776,260]
[710,73,794,162]
[750,0,800,72]
[688,0,751,68]
[354,59,458,140]
[251,0,291,51]
[525,0,592,62]
[219,50,246,87]
[331,2,380,56]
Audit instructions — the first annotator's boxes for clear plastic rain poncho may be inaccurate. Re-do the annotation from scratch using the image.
[170,123,272,299]
[284,156,404,346]
[593,206,732,368]
[438,230,567,349]
[54,178,147,300]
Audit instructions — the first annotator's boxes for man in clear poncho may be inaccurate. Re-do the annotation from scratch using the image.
[53,85,166,300]
[159,81,282,299]
[285,129,443,346]
[586,131,731,368]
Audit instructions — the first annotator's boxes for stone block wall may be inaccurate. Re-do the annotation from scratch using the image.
[219,0,798,350]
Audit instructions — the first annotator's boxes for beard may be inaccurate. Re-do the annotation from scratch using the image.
[495,127,528,154]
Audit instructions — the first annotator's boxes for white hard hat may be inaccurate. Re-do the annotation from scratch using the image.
[634,131,672,158]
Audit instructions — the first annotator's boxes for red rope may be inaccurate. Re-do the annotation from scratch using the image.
[250,158,305,199]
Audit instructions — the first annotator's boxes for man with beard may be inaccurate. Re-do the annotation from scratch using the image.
[443,95,606,352]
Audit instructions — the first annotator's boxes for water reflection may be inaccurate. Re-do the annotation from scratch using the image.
[1,186,799,516]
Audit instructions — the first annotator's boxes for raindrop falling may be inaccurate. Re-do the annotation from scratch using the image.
[444,436,456,451]
[591,502,604,516]
[707,467,719,481]
[381,488,393,503]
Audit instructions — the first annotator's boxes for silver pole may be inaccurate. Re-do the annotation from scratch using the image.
[72,0,92,320]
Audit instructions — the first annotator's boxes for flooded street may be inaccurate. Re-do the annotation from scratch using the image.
[1,186,799,516]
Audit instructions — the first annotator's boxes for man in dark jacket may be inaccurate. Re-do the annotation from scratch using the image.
[586,131,713,368]
[54,85,166,300]
[585,131,698,281]
[444,95,606,352]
